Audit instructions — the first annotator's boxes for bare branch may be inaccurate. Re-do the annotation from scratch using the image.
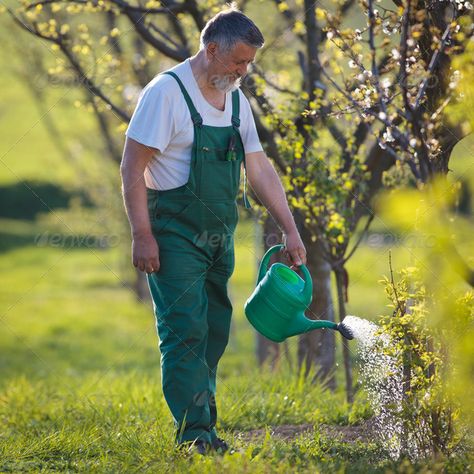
[324,118,348,150]
[272,0,305,42]
[186,0,205,31]
[148,21,183,50]
[367,0,388,118]
[303,0,321,100]
[414,22,453,109]
[398,0,411,115]
[162,0,190,50]
[339,0,357,16]
[251,64,298,96]
[315,56,411,163]
[58,40,131,122]
[90,95,122,162]
[337,213,374,266]
[124,9,189,62]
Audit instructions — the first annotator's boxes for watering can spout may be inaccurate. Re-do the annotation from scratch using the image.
[288,316,338,338]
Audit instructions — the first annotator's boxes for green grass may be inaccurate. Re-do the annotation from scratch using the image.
[1,218,471,472]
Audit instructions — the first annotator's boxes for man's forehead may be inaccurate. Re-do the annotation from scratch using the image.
[228,42,258,61]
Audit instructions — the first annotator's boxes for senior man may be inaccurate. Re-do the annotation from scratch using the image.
[120,6,306,454]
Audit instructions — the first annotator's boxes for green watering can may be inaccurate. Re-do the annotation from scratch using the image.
[245,244,353,342]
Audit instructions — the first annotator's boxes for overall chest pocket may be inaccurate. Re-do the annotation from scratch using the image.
[199,151,241,201]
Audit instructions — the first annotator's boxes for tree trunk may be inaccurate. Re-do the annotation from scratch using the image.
[297,226,336,390]
[335,267,353,403]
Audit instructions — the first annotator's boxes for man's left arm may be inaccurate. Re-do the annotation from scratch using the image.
[245,151,307,266]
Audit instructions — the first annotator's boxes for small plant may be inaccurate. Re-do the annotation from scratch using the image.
[372,263,470,460]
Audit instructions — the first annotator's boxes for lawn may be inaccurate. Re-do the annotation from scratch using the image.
[1,216,471,472]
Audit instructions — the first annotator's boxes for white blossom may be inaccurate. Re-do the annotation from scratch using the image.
[449,70,461,89]
[382,21,392,35]
[383,128,395,142]
[391,48,401,60]
[378,112,387,120]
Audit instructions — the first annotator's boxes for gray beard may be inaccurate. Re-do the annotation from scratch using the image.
[212,74,242,93]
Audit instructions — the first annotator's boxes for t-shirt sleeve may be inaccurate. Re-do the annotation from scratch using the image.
[125,79,176,152]
[239,90,263,154]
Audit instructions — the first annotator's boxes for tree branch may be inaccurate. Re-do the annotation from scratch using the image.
[272,0,305,42]
[303,0,321,100]
[338,213,375,266]
[27,0,188,14]
[123,9,188,62]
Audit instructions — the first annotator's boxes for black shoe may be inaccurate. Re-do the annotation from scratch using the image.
[211,437,230,454]
[178,439,210,455]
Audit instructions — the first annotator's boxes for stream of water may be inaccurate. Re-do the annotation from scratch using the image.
[341,315,405,459]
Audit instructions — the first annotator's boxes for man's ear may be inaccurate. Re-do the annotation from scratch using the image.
[205,42,218,60]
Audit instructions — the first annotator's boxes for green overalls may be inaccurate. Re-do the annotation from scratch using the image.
[146,71,248,445]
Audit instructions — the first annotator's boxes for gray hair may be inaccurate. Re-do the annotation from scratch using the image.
[200,4,264,52]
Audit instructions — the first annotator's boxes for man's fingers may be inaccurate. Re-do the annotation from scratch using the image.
[285,246,306,267]
[143,254,161,274]
[290,249,303,266]
[150,256,160,273]
[145,262,155,274]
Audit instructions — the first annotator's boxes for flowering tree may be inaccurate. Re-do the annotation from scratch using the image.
[4,0,472,401]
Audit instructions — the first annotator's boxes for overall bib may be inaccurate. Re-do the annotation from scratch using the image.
[146,71,247,444]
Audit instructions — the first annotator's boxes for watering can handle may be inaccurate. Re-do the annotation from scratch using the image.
[256,245,313,303]
[257,244,285,284]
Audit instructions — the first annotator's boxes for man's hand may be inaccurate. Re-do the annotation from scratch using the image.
[283,230,307,268]
[132,232,160,273]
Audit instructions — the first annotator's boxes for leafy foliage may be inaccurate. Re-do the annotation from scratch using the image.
[378,266,469,458]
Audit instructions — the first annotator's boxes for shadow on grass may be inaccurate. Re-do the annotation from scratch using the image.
[0,180,92,220]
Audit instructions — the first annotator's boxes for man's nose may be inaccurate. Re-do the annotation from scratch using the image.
[236,64,248,77]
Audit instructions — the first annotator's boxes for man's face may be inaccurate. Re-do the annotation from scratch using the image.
[206,41,257,92]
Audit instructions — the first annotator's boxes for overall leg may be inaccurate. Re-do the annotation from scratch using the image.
[147,242,214,444]
[205,237,235,440]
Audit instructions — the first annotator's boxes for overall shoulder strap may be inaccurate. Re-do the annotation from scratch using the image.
[163,71,203,126]
[231,89,241,129]
[231,89,251,209]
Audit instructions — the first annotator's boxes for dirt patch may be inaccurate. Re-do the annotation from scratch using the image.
[320,419,376,443]
[238,419,375,444]
[240,423,315,441]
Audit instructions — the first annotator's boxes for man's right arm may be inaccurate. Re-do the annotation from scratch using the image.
[120,137,160,273]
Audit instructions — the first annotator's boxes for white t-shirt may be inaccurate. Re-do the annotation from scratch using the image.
[125,59,263,190]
